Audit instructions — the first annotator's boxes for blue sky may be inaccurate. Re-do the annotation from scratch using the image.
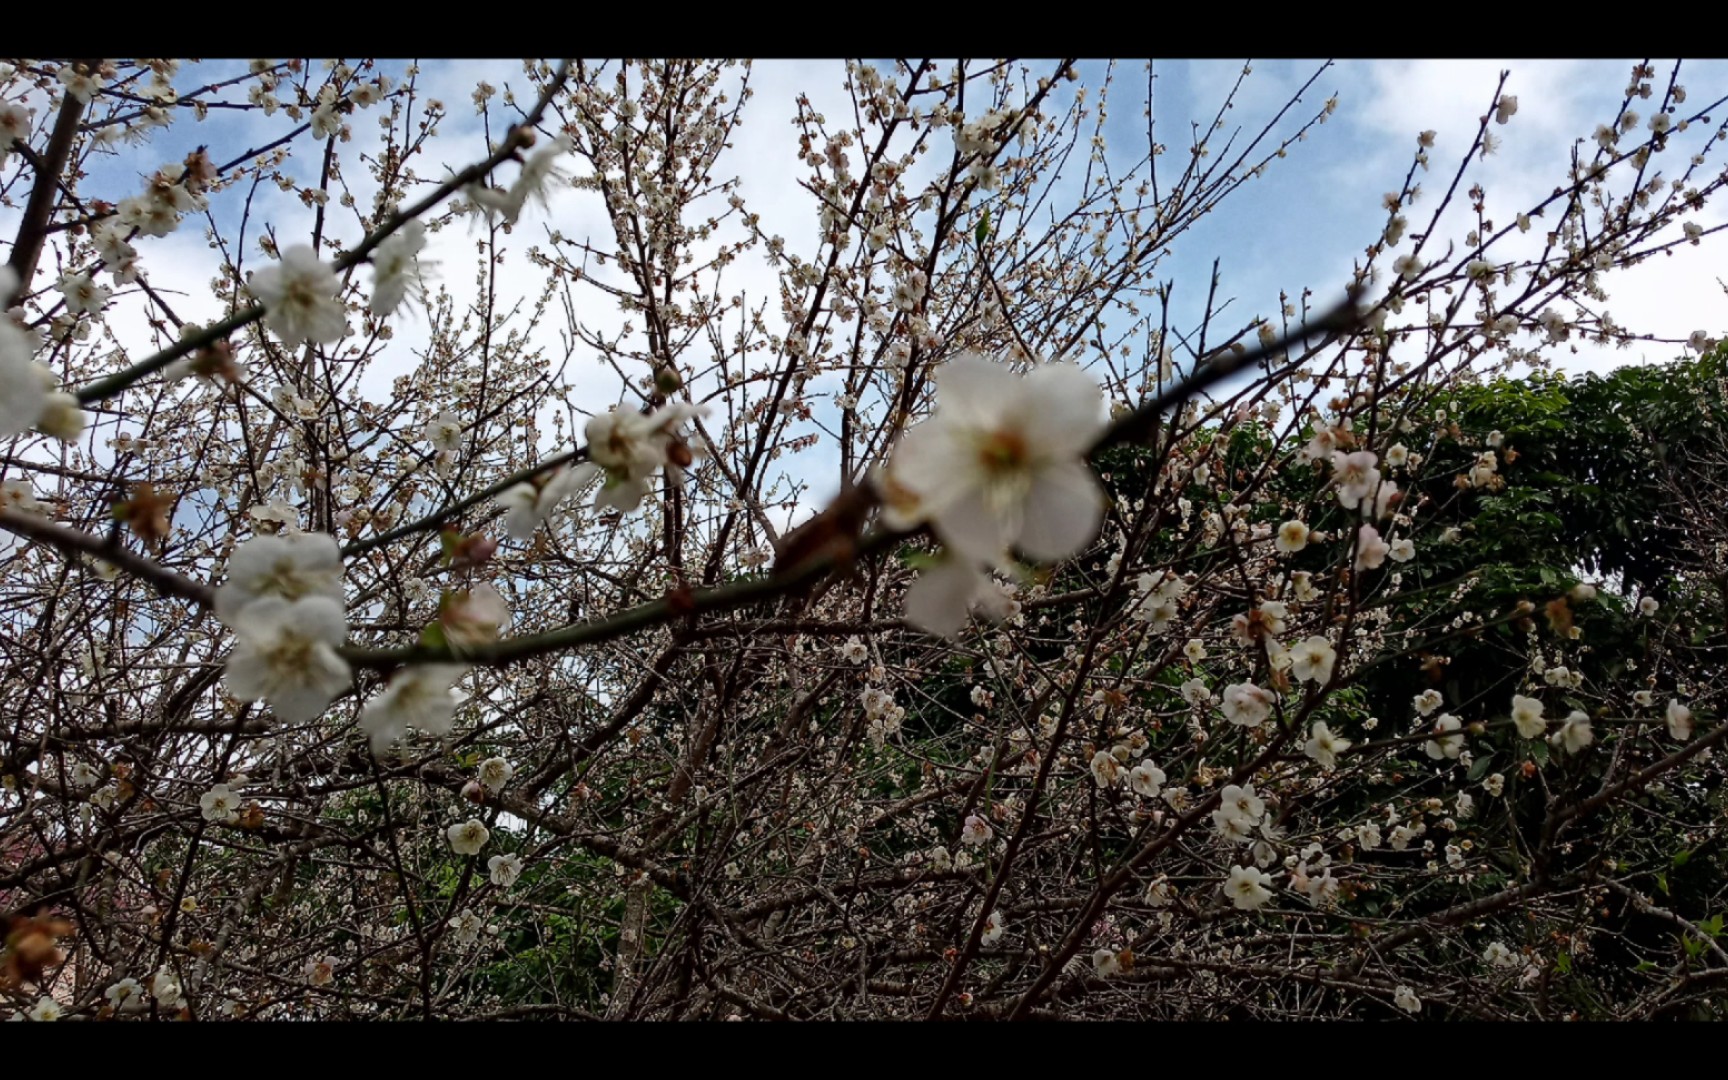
[9,58,1728,530]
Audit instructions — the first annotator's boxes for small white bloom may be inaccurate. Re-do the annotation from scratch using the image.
[1304,721,1352,769]
[880,354,1105,566]
[423,409,463,453]
[961,813,993,846]
[1425,714,1464,760]
[1225,865,1274,911]
[1511,694,1546,739]
[359,664,467,755]
[248,245,348,345]
[1551,710,1594,755]
[215,533,345,626]
[479,756,514,793]
[150,968,182,1007]
[1090,749,1122,788]
[1638,596,1660,616]
[1221,683,1274,728]
[224,597,352,724]
[903,554,1012,638]
[26,997,62,1022]
[1275,520,1309,553]
[447,818,490,856]
[1354,524,1391,571]
[307,955,338,985]
[1288,636,1337,685]
[105,978,143,1012]
[499,464,595,541]
[1666,699,1694,741]
[1128,760,1166,797]
[199,783,242,824]
[488,853,524,888]
[369,220,433,316]
[1393,985,1421,1014]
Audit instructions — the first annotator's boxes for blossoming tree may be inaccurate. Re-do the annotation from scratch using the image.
[2,57,1726,1021]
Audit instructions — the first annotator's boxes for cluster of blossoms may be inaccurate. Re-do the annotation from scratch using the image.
[497,402,707,540]
[0,269,86,443]
[216,533,352,724]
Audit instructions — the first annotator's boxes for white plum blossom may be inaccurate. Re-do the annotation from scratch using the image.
[368,219,431,316]
[441,583,511,649]
[488,853,524,888]
[1090,749,1122,788]
[1638,596,1660,616]
[1221,683,1274,728]
[880,354,1105,567]
[199,783,242,824]
[215,533,345,626]
[479,757,514,793]
[840,637,869,664]
[26,997,62,1021]
[0,315,52,441]
[1212,783,1266,844]
[903,554,1013,638]
[447,818,490,856]
[224,597,352,723]
[1225,865,1274,911]
[961,813,993,846]
[980,910,1006,946]
[248,245,348,345]
[307,955,338,985]
[150,968,182,1007]
[1484,942,1519,969]
[1304,722,1352,769]
[1288,636,1337,685]
[1092,948,1123,977]
[359,664,466,755]
[424,409,463,453]
[1666,699,1694,741]
[448,907,485,945]
[1393,985,1421,1014]
[1128,761,1166,797]
[584,404,705,513]
[1180,678,1213,705]
[1551,710,1594,755]
[1275,520,1310,553]
[105,978,144,1012]
[59,271,110,316]
[1425,714,1465,760]
[499,465,593,541]
[1511,695,1546,739]
[1354,524,1391,571]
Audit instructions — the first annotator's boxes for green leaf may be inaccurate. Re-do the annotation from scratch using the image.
[975,207,991,246]
[1555,951,1572,974]
[419,622,448,649]
[1656,872,1670,896]
[1467,754,1495,782]
[1672,848,1694,868]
